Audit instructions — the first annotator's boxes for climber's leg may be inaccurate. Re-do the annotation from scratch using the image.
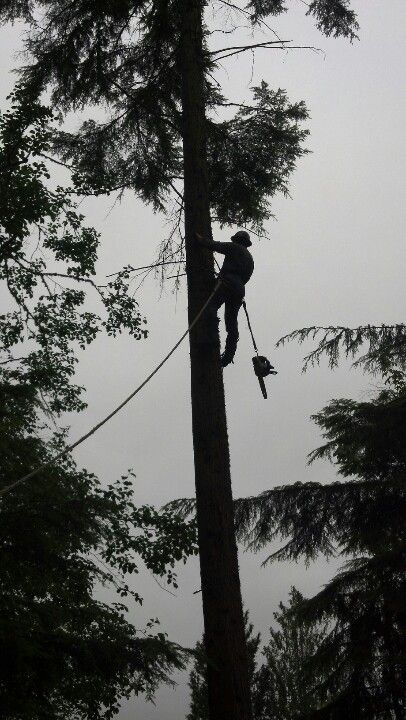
[221,298,242,367]
[199,287,226,344]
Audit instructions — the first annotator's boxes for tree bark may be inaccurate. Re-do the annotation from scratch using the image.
[179,2,252,719]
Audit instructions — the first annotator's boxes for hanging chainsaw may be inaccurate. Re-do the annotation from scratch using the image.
[242,301,277,399]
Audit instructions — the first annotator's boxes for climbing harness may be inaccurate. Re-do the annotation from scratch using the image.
[242,300,277,400]
[0,282,221,499]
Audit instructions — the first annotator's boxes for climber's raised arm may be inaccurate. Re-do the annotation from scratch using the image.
[195,232,233,255]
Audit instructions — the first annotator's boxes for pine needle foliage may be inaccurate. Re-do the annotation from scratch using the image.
[243,1,358,39]
[187,591,332,720]
[0,0,358,242]
[234,379,406,715]
[187,610,261,720]
[233,388,406,563]
[305,0,358,40]
[277,324,406,387]
[170,349,406,718]
[252,588,331,720]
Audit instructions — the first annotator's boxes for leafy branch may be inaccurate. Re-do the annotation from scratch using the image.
[1,89,148,414]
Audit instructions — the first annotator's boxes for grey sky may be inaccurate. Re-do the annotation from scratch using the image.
[1,2,405,718]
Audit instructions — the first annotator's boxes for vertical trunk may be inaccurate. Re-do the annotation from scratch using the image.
[179,2,252,719]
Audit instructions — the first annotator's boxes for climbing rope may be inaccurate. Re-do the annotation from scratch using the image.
[0,282,221,499]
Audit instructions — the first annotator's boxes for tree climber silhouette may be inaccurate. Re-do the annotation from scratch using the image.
[196,230,254,367]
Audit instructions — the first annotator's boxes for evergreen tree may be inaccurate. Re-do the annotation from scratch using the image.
[252,588,331,720]
[232,330,406,719]
[187,590,331,720]
[176,373,406,719]
[187,610,261,720]
[0,3,359,718]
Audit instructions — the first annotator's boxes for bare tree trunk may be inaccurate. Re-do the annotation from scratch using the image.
[179,2,252,719]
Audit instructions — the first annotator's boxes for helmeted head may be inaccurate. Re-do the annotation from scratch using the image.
[231,229,252,247]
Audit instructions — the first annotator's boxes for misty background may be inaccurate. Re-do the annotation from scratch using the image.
[1,1,405,718]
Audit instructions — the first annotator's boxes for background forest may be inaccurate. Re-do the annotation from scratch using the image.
[0,2,405,719]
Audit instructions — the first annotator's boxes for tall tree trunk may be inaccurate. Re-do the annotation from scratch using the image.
[179,2,252,719]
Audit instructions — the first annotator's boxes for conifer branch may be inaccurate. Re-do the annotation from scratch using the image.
[277,323,406,378]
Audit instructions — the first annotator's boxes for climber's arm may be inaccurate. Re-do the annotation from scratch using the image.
[195,232,232,255]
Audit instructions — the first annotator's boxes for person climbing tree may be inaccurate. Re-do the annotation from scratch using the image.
[196,230,254,366]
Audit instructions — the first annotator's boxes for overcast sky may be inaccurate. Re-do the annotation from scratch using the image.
[1,2,405,718]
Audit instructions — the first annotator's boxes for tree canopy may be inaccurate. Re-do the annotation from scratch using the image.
[235,333,406,718]
[0,0,360,242]
[0,2,368,718]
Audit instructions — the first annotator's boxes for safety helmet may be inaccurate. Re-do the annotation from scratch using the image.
[231,230,252,247]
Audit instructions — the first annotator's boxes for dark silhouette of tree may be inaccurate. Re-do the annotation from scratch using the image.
[187,610,261,720]
[187,590,331,720]
[0,94,199,718]
[0,380,198,719]
[232,332,406,720]
[252,588,331,720]
[0,3,359,718]
[0,89,146,415]
[174,349,406,718]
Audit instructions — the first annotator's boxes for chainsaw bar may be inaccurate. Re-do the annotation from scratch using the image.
[257,375,268,399]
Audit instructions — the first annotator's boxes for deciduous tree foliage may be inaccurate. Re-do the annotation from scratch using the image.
[0,97,198,719]
[0,381,198,719]
[1,89,146,415]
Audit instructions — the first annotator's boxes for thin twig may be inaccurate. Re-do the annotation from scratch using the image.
[216,0,283,41]
[106,260,183,279]
[150,572,177,598]
[216,44,321,61]
[0,356,26,365]
[39,152,73,170]
[210,39,291,54]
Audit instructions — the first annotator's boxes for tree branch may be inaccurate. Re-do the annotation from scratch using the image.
[106,260,184,279]
[216,0,283,40]
[215,43,322,62]
[210,39,292,54]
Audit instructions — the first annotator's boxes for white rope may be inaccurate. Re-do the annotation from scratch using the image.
[0,283,220,498]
